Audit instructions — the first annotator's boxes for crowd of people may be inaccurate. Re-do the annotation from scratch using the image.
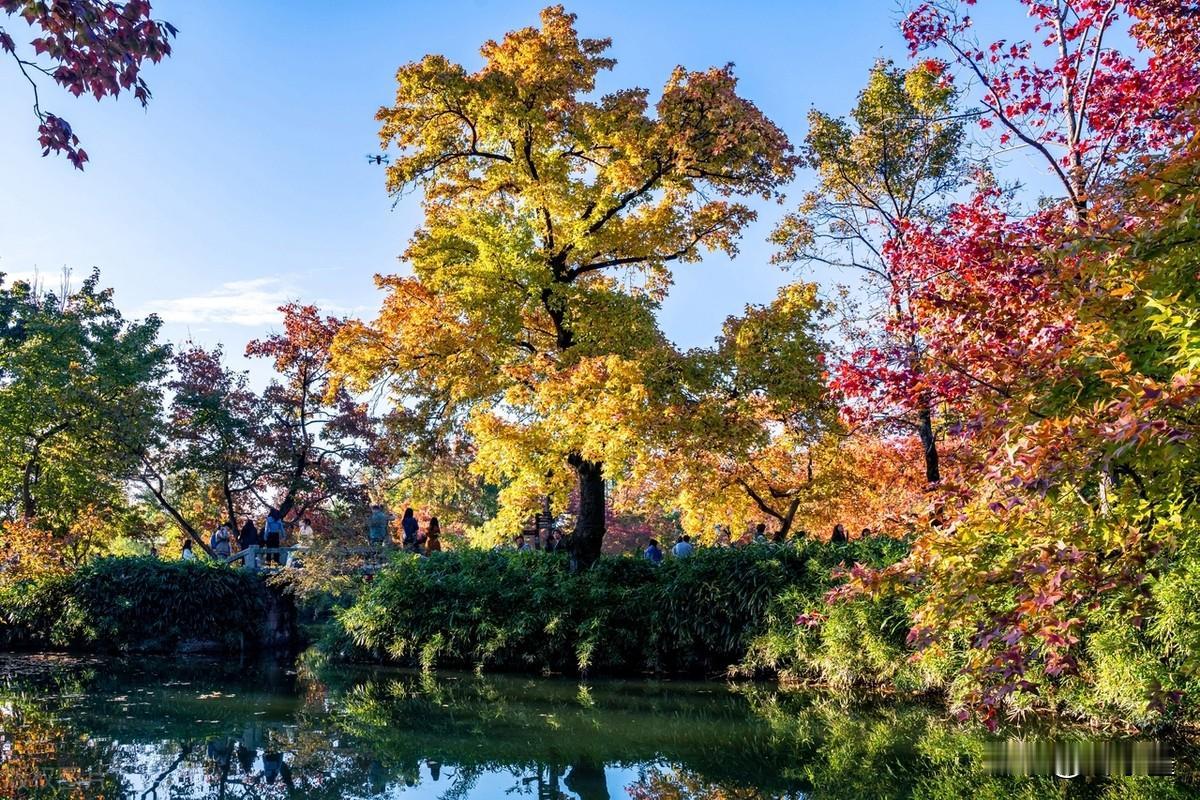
[176,509,316,565]
[170,502,867,568]
[367,504,443,556]
[639,523,866,564]
[173,503,440,566]
[498,518,861,564]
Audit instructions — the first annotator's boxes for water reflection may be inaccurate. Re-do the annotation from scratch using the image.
[0,652,1192,799]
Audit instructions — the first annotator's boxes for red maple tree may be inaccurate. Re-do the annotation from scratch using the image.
[1,0,176,167]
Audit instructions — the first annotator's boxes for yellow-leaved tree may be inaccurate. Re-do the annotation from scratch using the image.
[627,283,843,541]
[332,6,796,566]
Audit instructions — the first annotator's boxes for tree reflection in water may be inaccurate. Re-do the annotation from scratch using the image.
[0,652,1192,799]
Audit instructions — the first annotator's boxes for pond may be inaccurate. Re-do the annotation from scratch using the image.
[0,652,1189,799]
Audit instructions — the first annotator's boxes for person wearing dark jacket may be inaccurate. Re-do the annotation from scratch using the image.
[237,519,261,569]
[401,507,420,552]
[239,519,259,550]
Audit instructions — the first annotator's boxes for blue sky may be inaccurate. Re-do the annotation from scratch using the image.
[0,0,1044,379]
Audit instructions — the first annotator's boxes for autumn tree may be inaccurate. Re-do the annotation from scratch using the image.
[902,0,1200,215]
[840,141,1200,726]
[0,270,168,543]
[246,303,376,519]
[1,0,176,168]
[136,344,266,544]
[822,1,1200,725]
[132,305,375,553]
[772,59,966,484]
[334,6,796,565]
[631,284,841,542]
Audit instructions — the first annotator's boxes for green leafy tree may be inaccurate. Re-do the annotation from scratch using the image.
[0,270,168,544]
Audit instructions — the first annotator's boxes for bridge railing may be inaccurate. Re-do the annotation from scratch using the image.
[222,545,299,571]
[222,544,393,573]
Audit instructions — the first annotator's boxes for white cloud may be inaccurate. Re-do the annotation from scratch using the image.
[1,268,72,290]
[1,270,41,284]
[144,277,296,326]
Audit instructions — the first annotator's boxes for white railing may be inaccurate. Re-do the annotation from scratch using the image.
[221,545,305,571]
[222,544,392,573]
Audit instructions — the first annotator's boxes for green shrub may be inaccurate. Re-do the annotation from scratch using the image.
[0,556,269,652]
[336,540,910,679]
[652,544,807,672]
[740,538,943,690]
[337,549,652,673]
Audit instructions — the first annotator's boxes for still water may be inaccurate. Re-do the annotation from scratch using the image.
[0,652,1189,799]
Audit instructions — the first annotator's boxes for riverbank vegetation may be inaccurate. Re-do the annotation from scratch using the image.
[0,557,269,653]
[333,541,905,678]
[2,0,1200,732]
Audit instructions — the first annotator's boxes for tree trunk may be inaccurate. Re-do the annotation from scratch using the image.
[20,455,37,519]
[223,475,238,528]
[277,451,307,519]
[779,497,800,540]
[139,474,215,557]
[917,403,940,484]
[567,454,605,569]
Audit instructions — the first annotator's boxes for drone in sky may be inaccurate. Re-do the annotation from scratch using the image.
[365,154,390,165]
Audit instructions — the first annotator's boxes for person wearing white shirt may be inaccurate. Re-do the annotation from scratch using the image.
[298,517,314,546]
[671,535,695,558]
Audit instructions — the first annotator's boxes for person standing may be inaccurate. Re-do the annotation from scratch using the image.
[368,504,393,547]
[831,523,848,544]
[219,522,234,558]
[181,540,196,561]
[239,518,259,550]
[401,507,420,553]
[643,538,664,564]
[671,535,695,559]
[210,522,233,560]
[753,523,769,544]
[425,517,442,555]
[298,517,314,547]
[237,518,260,569]
[263,510,284,564]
